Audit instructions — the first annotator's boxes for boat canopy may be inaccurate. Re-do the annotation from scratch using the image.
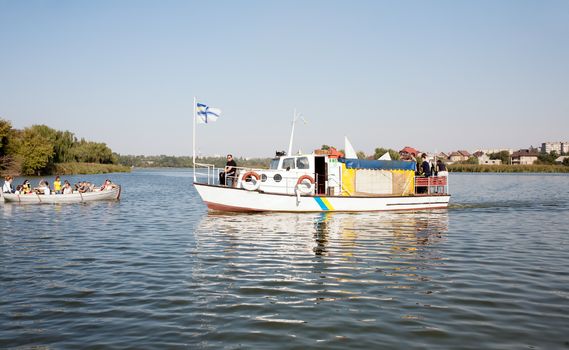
[340,158,417,171]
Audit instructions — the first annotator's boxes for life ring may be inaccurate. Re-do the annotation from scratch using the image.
[241,171,261,191]
[295,175,315,195]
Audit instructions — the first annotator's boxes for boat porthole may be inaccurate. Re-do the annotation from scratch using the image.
[273,174,282,182]
[261,174,267,182]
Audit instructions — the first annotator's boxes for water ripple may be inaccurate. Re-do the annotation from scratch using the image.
[1,171,568,349]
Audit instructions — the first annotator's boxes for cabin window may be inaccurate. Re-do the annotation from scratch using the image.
[296,157,309,169]
[282,158,295,170]
[261,174,267,182]
[269,158,280,170]
[274,174,282,182]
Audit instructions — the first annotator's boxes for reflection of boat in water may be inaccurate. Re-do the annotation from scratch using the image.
[196,211,449,256]
[1,186,121,204]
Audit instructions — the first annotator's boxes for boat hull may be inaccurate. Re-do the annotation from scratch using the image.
[2,187,121,204]
[194,183,449,213]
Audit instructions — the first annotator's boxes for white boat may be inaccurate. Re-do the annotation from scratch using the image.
[194,152,449,213]
[1,186,121,204]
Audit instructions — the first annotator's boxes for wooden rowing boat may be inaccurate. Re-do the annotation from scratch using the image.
[1,186,121,204]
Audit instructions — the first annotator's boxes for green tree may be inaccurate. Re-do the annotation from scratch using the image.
[69,139,116,164]
[0,118,12,155]
[54,130,76,163]
[489,151,511,164]
[563,157,569,166]
[462,156,479,165]
[537,151,557,165]
[356,151,366,159]
[373,147,400,160]
[12,127,54,175]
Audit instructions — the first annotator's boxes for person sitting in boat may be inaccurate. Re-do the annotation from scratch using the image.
[14,185,23,195]
[76,181,86,193]
[62,180,73,194]
[77,181,93,193]
[21,179,31,194]
[53,176,62,194]
[219,154,237,187]
[2,176,15,193]
[35,180,51,195]
[100,179,116,191]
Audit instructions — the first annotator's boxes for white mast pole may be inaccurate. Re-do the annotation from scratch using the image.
[193,96,197,181]
[287,109,296,156]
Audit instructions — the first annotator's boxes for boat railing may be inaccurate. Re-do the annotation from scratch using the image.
[414,176,449,195]
[194,162,218,185]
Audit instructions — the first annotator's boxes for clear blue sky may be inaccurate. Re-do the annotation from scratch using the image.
[1,0,568,157]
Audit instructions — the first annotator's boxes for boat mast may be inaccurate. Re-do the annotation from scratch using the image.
[287,109,306,156]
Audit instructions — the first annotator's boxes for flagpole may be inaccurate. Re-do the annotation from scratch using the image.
[193,96,197,181]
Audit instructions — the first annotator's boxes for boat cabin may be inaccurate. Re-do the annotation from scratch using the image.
[238,154,340,196]
[232,152,447,197]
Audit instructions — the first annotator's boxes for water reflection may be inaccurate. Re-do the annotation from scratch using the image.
[192,211,451,337]
[196,210,449,259]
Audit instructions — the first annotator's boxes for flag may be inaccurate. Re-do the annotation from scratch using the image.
[196,102,221,124]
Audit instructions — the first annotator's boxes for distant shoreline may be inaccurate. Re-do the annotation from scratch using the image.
[51,162,131,175]
[447,164,569,173]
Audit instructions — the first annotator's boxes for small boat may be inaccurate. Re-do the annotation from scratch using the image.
[194,152,449,213]
[1,186,121,204]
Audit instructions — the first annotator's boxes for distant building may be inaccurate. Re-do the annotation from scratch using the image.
[476,153,502,165]
[436,152,449,160]
[555,156,569,163]
[541,142,569,154]
[512,149,539,165]
[449,150,471,162]
[475,148,513,155]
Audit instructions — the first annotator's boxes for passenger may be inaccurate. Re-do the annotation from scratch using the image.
[36,180,51,195]
[436,159,448,177]
[77,181,88,193]
[219,154,237,187]
[53,176,62,194]
[62,180,73,194]
[22,180,31,194]
[2,176,15,193]
[420,153,432,177]
[15,185,22,195]
[100,179,116,191]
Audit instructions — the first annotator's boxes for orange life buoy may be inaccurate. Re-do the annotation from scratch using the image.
[295,175,315,195]
[296,175,314,186]
[241,171,261,191]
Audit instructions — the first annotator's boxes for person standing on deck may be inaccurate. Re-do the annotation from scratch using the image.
[420,153,431,177]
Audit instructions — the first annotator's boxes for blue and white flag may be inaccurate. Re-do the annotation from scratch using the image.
[196,103,221,124]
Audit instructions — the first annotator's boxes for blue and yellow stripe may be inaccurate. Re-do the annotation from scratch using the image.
[314,197,335,211]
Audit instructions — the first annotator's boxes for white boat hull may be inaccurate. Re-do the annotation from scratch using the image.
[2,187,121,204]
[194,183,449,213]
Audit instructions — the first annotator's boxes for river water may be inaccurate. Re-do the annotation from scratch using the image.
[1,170,568,349]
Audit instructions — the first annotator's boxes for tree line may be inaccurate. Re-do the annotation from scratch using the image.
[0,119,118,176]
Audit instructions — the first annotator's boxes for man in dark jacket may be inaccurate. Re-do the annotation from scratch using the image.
[219,154,237,186]
[421,153,431,177]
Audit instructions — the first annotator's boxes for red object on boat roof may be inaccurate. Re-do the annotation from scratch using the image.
[314,147,344,158]
[400,146,418,157]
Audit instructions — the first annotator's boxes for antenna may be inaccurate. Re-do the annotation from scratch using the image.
[287,109,307,156]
